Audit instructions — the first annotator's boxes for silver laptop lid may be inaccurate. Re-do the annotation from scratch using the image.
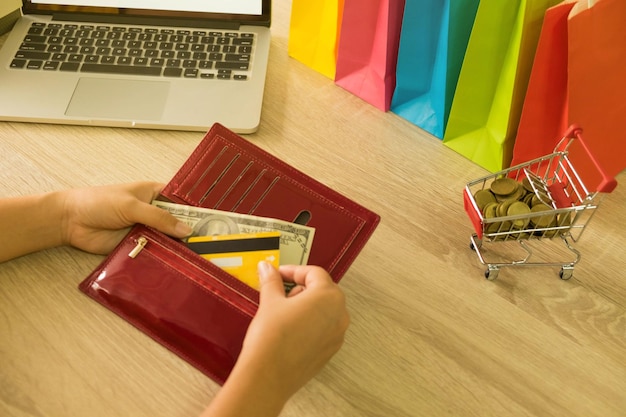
[21,0,272,28]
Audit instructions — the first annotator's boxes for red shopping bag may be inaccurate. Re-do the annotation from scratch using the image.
[511,0,626,178]
[334,0,406,111]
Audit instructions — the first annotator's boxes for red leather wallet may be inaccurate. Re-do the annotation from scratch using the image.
[79,123,380,384]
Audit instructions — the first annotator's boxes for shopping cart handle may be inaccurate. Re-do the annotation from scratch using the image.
[562,125,618,193]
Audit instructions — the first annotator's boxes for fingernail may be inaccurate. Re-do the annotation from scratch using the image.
[175,222,193,237]
[257,260,271,278]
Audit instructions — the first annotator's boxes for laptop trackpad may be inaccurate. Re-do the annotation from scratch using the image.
[66,78,169,121]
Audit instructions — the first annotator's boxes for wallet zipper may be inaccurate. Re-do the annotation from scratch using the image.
[128,237,148,258]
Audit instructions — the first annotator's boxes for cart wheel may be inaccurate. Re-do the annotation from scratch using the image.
[559,266,574,280]
[485,266,499,281]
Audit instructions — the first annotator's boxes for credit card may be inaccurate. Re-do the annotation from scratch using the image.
[186,231,280,290]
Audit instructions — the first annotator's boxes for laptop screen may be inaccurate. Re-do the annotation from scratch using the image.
[22,0,271,26]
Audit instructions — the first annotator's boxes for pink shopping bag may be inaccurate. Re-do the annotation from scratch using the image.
[334,0,406,111]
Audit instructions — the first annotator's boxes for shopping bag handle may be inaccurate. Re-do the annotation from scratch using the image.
[556,124,617,193]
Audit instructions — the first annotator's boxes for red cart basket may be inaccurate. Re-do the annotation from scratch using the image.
[463,125,617,280]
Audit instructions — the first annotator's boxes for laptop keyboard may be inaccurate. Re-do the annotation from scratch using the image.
[10,22,255,80]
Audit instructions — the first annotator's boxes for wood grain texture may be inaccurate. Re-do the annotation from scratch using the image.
[1,2,625,416]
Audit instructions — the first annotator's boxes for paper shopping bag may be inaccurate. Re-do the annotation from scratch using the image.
[334,0,406,111]
[510,1,576,168]
[288,0,345,79]
[442,0,561,172]
[511,0,626,178]
[390,0,480,139]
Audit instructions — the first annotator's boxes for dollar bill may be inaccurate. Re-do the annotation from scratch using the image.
[153,200,315,265]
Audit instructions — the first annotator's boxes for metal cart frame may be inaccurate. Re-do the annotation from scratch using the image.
[463,126,617,280]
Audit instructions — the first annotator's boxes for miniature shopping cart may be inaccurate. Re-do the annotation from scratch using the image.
[463,125,617,280]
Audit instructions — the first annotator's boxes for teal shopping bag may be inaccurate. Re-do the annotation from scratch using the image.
[390,0,479,138]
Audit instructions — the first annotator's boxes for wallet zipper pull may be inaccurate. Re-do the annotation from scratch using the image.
[128,237,148,258]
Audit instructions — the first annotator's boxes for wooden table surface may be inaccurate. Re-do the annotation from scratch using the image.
[1,2,625,416]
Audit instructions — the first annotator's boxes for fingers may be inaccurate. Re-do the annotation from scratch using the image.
[257,261,289,302]
[124,182,192,238]
[135,203,192,238]
[278,264,335,288]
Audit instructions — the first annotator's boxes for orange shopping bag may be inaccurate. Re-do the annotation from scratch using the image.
[511,0,626,178]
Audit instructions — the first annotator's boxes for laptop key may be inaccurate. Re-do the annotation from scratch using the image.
[43,61,60,71]
[20,43,47,51]
[164,67,183,77]
[10,59,27,69]
[15,51,51,60]
[215,62,249,70]
[60,62,80,72]
[27,26,44,35]
[233,38,253,46]
[225,54,250,62]
[81,64,162,76]
[24,35,46,43]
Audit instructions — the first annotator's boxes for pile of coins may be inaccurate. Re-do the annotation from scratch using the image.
[473,176,571,238]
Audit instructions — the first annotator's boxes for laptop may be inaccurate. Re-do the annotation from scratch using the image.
[0,1,271,133]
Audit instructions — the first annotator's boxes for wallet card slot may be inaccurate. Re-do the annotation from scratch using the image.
[197,153,241,205]
[228,168,267,212]
[174,141,283,213]
[177,144,245,206]
[245,175,280,214]
[185,145,229,200]
[212,160,254,209]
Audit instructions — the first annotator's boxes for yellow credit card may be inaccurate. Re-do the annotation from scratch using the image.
[186,231,280,290]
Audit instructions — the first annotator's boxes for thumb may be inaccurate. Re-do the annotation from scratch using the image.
[135,203,192,238]
[257,261,286,302]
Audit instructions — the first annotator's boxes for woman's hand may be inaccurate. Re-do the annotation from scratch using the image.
[61,182,192,254]
[201,262,349,417]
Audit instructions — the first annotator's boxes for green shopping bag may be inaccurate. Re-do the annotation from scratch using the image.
[442,0,560,172]
[288,0,344,79]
